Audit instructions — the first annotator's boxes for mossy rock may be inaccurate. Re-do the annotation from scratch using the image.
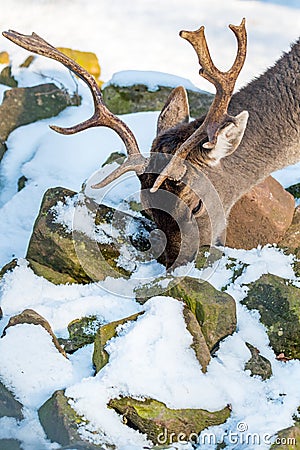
[0,381,23,420]
[0,258,18,281]
[0,83,80,162]
[26,187,156,284]
[244,342,272,380]
[167,277,236,352]
[38,390,109,449]
[108,396,231,445]
[17,175,28,192]
[279,206,300,277]
[242,274,300,359]
[135,276,236,352]
[102,82,213,117]
[38,390,86,447]
[0,66,17,87]
[101,151,126,167]
[93,313,142,372]
[59,315,103,353]
[286,183,300,199]
[19,55,35,68]
[0,440,22,450]
[182,306,211,372]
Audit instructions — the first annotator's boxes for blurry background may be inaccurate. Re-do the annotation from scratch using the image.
[0,0,299,93]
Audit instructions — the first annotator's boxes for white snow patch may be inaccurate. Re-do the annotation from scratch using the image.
[104,69,204,92]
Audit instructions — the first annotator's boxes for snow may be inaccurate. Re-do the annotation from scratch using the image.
[105,70,202,92]
[0,323,75,408]
[0,1,299,449]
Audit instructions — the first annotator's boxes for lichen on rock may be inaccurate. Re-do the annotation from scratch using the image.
[242,274,300,359]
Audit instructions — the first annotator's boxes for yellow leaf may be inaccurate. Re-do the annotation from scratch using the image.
[0,51,9,65]
[57,47,103,86]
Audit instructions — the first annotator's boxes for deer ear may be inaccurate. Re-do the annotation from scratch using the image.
[157,86,189,136]
[206,110,249,165]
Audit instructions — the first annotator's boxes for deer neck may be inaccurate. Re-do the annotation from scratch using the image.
[208,38,300,212]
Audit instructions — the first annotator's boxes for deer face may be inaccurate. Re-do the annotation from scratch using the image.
[138,87,248,266]
[3,20,248,268]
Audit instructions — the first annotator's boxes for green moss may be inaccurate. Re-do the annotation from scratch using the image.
[26,187,130,284]
[59,315,103,353]
[101,151,126,167]
[0,66,17,87]
[167,277,236,351]
[0,84,80,162]
[286,183,300,199]
[28,259,78,284]
[93,313,142,372]
[243,275,300,359]
[102,83,213,117]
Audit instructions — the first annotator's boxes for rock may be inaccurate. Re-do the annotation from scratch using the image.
[242,274,300,359]
[286,183,300,199]
[227,176,295,249]
[0,66,17,87]
[2,309,66,357]
[280,206,300,251]
[137,277,236,352]
[108,396,231,445]
[0,440,22,450]
[102,78,213,117]
[59,315,103,354]
[0,259,19,281]
[93,313,142,372]
[26,187,123,284]
[135,276,235,369]
[244,343,272,380]
[271,423,300,449]
[26,187,156,284]
[0,83,80,162]
[57,47,103,86]
[0,381,23,420]
[279,206,300,276]
[0,306,2,319]
[182,306,211,372]
[101,151,126,167]
[17,175,28,192]
[38,390,88,447]
[19,55,35,68]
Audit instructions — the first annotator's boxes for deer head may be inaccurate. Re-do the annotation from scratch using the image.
[3,20,248,268]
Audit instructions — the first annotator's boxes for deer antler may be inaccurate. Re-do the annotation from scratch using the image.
[151,18,247,192]
[2,30,148,185]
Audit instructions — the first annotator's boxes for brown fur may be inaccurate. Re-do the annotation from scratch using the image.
[139,38,300,267]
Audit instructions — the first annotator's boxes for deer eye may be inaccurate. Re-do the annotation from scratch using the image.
[192,199,203,215]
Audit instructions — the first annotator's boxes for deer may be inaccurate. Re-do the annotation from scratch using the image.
[3,20,300,268]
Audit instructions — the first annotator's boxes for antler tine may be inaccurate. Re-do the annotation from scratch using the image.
[3,30,148,188]
[228,18,247,79]
[151,19,247,193]
[2,30,142,158]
